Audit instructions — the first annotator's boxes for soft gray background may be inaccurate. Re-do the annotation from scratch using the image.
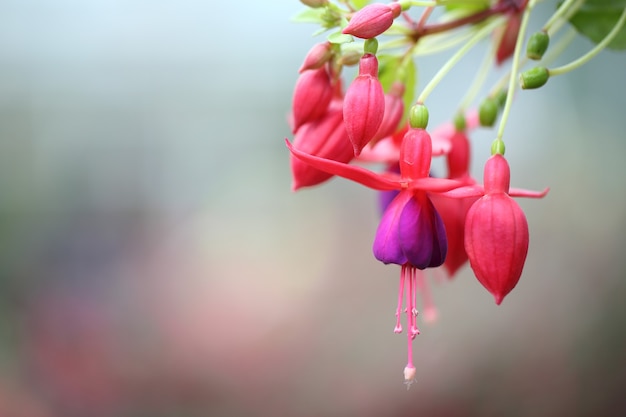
[0,1,625,416]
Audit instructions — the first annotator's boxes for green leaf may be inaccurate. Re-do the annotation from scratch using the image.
[444,0,490,15]
[327,31,353,44]
[567,1,626,50]
[291,8,325,24]
[351,0,371,10]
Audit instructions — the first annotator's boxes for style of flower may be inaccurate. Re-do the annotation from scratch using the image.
[287,127,463,383]
[441,153,548,304]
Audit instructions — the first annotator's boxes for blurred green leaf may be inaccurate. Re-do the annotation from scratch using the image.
[291,8,325,24]
[378,55,416,125]
[567,1,626,50]
[351,0,371,10]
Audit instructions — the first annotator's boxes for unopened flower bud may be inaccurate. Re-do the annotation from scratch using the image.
[299,42,333,73]
[300,0,328,8]
[342,3,402,39]
[479,97,498,127]
[291,67,334,132]
[526,30,550,60]
[409,104,429,129]
[495,13,521,65]
[520,67,550,89]
[371,82,405,143]
[343,53,385,155]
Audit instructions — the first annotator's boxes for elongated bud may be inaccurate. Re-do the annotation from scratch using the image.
[342,3,402,39]
[479,97,498,127]
[495,13,522,65]
[343,54,385,155]
[291,67,334,133]
[299,42,333,73]
[464,154,528,304]
[520,67,550,89]
[399,128,432,180]
[526,31,550,60]
[300,0,328,7]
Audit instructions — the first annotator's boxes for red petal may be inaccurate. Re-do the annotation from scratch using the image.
[410,177,464,193]
[286,139,401,191]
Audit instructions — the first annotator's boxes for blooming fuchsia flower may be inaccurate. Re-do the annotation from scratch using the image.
[290,98,354,190]
[291,66,334,133]
[343,53,385,156]
[441,153,548,304]
[287,128,463,383]
[342,3,403,39]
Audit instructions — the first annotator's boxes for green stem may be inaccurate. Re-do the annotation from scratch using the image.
[416,16,503,104]
[543,0,585,32]
[458,40,495,112]
[496,0,535,141]
[549,6,626,77]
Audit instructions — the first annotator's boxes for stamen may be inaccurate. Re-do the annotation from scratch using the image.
[408,266,420,338]
[394,265,406,333]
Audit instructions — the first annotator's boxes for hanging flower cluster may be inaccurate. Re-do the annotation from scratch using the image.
[284,0,626,385]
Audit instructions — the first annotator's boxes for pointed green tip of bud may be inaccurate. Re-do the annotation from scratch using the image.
[520,67,550,90]
[491,139,505,156]
[453,112,466,131]
[526,31,550,60]
[409,104,429,129]
[479,97,498,127]
[364,38,379,55]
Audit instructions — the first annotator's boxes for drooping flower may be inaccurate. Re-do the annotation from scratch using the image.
[291,66,334,133]
[441,152,548,304]
[290,98,354,190]
[342,3,403,39]
[343,53,385,156]
[287,127,463,383]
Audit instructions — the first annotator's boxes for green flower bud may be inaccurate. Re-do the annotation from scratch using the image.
[300,0,328,7]
[453,112,466,131]
[479,97,498,127]
[526,31,550,60]
[520,67,550,90]
[495,90,507,108]
[491,139,506,156]
[337,49,361,66]
[409,104,429,129]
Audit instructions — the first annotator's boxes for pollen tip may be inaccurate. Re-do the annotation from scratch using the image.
[403,365,416,386]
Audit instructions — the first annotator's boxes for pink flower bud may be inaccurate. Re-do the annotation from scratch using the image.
[290,99,354,190]
[464,155,529,304]
[371,82,405,144]
[299,42,333,73]
[494,13,521,65]
[291,66,334,133]
[343,54,384,156]
[342,3,402,39]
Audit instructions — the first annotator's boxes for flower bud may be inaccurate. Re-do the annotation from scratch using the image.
[520,67,550,89]
[409,104,429,129]
[342,3,402,39]
[299,42,333,73]
[464,155,528,304]
[495,13,521,65]
[526,30,550,60]
[343,54,385,155]
[291,66,334,133]
[290,100,354,190]
[479,97,498,127]
[300,0,328,8]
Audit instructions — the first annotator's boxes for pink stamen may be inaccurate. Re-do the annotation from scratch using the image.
[394,268,405,333]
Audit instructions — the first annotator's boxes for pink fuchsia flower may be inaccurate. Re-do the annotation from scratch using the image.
[290,98,354,190]
[343,53,385,156]
[291,66,334,133]
[287,128,463,383]
[342,3,403,39]
[442,153,548,304]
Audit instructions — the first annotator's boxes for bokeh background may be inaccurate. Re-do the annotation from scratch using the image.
[0,1,625,416]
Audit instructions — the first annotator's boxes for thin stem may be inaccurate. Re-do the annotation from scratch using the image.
[417,16,504,104]
[458,40,496,111]
[549,6,626,77]
[496,1,535,141]
[543,0,585,32]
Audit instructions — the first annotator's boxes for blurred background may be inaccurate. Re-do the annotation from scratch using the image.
[0,1,625,416]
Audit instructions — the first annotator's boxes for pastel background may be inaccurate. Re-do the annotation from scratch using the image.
[0,1,624,416]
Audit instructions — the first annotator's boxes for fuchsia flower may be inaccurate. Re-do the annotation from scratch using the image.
[290,98,354,190]
[342,3,403,39]
[343,53,385,156]
[291,66,334,133]
[287,128,463,383]
[299,41,333,73]
[442,153,548,304]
